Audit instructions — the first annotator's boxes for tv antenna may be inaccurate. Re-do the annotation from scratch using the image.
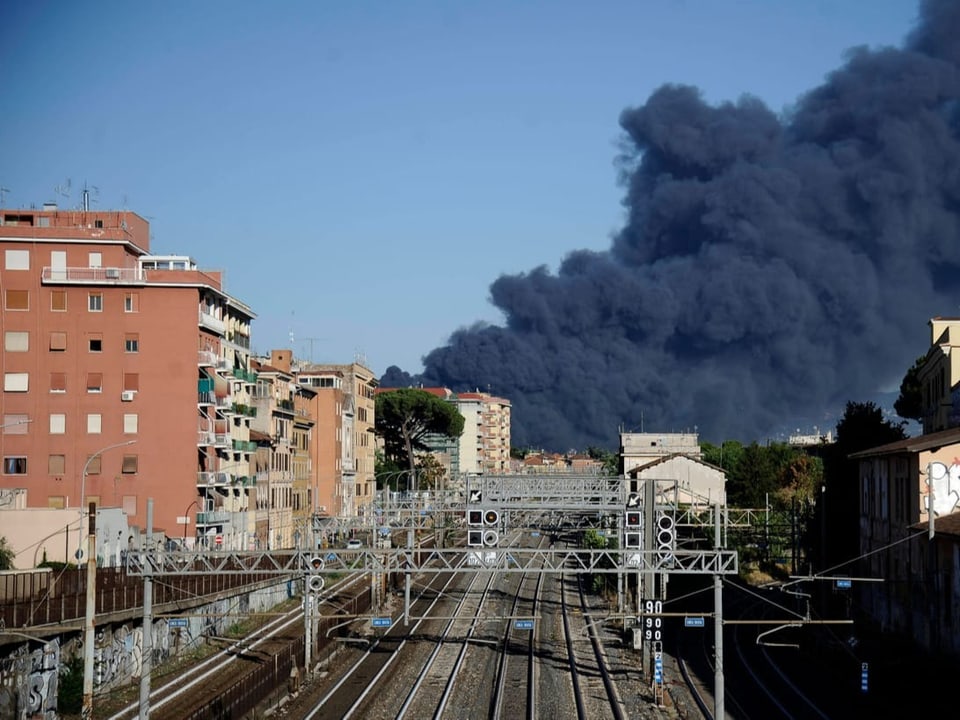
[54,178,72,204]
[81,182,100,211]
[0,186,10,206]
[302,337,325,362]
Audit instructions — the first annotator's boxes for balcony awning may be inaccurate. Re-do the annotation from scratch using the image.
[205,369,229,397]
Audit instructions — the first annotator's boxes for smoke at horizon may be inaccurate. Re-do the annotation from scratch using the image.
[382,0,960,450]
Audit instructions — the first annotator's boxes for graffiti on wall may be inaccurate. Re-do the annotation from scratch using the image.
[928,461,960,516]
[0,638,59,720]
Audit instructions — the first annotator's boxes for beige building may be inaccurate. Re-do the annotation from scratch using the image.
[620,432,702,475]
[918,317,960,434]
[454,391,511,475]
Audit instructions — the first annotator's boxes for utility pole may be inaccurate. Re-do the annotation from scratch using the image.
[139,500,154,718]
[714,501,725,720]
[82,502,96,719]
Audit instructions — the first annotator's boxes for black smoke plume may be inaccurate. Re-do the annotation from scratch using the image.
[382,0,960,450]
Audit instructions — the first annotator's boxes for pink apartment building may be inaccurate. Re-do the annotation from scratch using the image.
[0,205,258,553]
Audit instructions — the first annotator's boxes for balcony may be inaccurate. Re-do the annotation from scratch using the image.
[277,399,295,413]
[41,266,146,284]
[225,332,251,350]
[214,433,231,447]
[196,510,230,525]
[198,350,217,367]
[232,439,257,453]
[231,402,257,417]
[197,431,216,446]
[232,368,258,383]
[198,310,226,335]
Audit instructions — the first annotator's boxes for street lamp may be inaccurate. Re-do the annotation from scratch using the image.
[182,500,199,546]
[80,438,136,720]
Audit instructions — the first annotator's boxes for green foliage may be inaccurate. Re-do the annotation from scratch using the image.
[58,654,83,715]
[581,528,609,549]
[375,389,465,472]
[586,446,619,475]
[894,355,926,422]
[0,536,14,570]
[700,440,745,473]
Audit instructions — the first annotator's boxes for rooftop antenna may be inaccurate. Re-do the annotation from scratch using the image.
[54,178,71,204]
[303,337,324,362]
[289,311,296,349]
[81,182,99,212]
[354,348,368,367]
[0,186,10,206]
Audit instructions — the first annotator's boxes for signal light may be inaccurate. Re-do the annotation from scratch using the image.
[307,575,325,593]
[483,509,500,526]
[625,511,642,528]
[483,529,499,546]
[308,556,325,572]
[468,509,483,526]
[468,529,484,546]
[624,532,642,549]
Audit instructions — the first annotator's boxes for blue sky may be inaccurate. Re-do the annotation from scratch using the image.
[1,0,919,376]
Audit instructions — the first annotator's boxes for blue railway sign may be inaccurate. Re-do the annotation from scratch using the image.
[515,620,534,630]
[372,617,392,628]
[169,618,188,628]
[684,616,705,627]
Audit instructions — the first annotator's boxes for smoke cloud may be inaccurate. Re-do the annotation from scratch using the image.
[382,0,960,450]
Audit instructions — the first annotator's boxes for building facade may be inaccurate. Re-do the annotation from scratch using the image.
[918,317,960,434]
[298,361,376,518]
[0,206,257,550]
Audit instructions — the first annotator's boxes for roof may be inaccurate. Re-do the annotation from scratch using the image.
[626,452,722,476]
[910,511,960,538]
[848,427,960,459]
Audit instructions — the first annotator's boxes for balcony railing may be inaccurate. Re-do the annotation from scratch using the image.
[231,402,257,417]
[41,266,146,284]
[225,332,251,350]
[232,368,258,383]
[214,433,231,447]
[198,310,226,335]
[198,431,216,445]
[196,510,230,525]
[232,439,257,452]
[198,350,217,367]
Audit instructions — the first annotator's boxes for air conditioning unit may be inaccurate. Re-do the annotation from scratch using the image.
[317,506,327,513]
[105,268,121,279]
[121,390,135,401]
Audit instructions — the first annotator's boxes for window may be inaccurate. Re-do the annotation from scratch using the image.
[88,252,102,268]
[85,455,101,475]
[48,496,65,509]
[50,372,66,393]
[87,414,102,434]
[2,414,28,434]
[121,454,138,474]
[123,414,138,434]
[5,289,28,310]
[123,373,139,392]
[88,337,102,352]
[3,457,27,475]
[124,334,139,353]
[49,332,66,351]
[4,373,28,392]
[4,249,29,270]
[88,293,102,312]
[51,290,67,311]
[124,292,139,313]
[5,331,28,352]
[86,373,102,393]
[48,454,65,475]
[122,495,137,515]
[94,219,103,229]
[49,414,65,434]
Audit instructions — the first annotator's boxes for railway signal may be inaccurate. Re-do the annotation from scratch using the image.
[468,508,500,547]
[624,507,643,549]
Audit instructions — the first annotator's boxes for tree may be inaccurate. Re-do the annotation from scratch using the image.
[0,536,13,570]
[375,388,465,478]
[894,355,926,422]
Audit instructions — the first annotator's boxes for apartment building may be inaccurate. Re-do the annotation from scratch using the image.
[297,361,376,517]
[918,317,960,434]
[454,391,511,475]
[249,351,316,549]
[0,205,257,551]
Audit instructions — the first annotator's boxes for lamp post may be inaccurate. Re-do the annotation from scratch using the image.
[81,438,137,720]
[182,500,199,547]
